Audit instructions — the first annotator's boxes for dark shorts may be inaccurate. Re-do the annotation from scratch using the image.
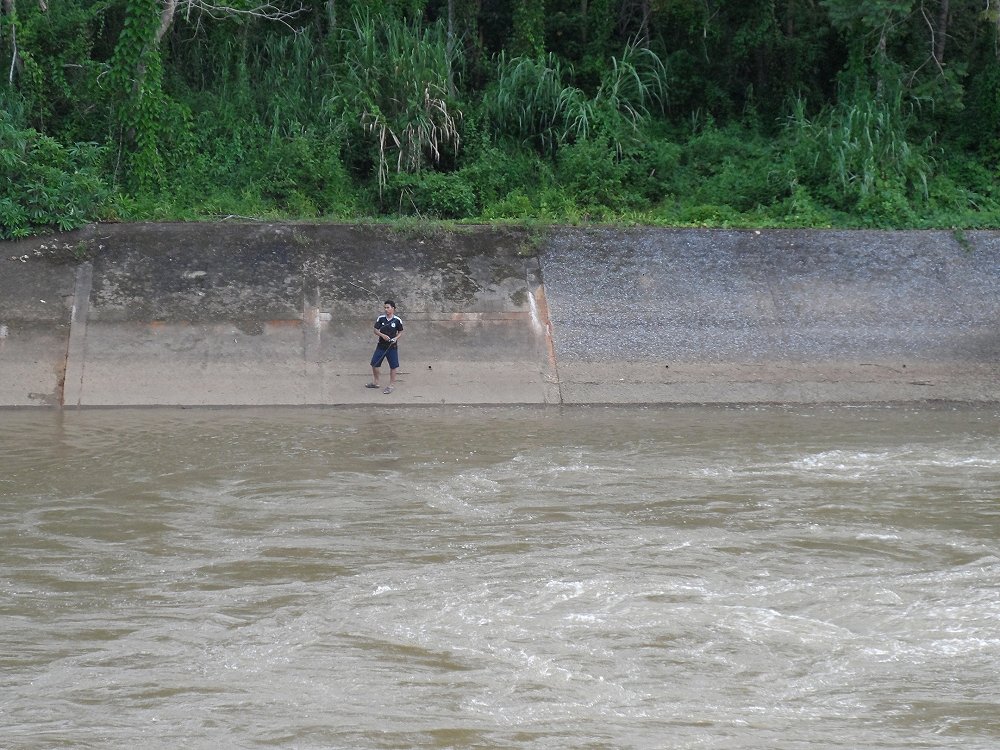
[371,346,399,369]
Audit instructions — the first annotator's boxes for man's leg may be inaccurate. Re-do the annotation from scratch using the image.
[387,349,399,388]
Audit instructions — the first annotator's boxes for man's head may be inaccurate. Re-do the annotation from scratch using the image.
[384,300,396,315]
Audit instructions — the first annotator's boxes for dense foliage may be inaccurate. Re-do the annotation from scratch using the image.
[2,0,999,238]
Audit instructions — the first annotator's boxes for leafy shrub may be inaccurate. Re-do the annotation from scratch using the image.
[774,183,836,227]
[854,177,918,228]
[0,109,109,239]
[661,121,791,212]
[556,137,632,208]
[675,203,741,226]
[918,169,1000,229]
[697,152,792,211]
[385,171,477,218]
[482,189,536,220]
[259,136,355,217]
[457,124,550,208]
[537,186,583,221]
[680,119,759,168]
[940,154,997,203]
[618,137,682,203]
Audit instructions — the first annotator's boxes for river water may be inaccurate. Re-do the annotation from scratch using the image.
[2,405,998,749]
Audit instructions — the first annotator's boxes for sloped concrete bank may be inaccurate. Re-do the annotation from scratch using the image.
[1,223,997,407]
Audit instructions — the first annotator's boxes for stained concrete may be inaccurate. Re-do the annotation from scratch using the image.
[542,228,1000,404]
[1,223,997,407]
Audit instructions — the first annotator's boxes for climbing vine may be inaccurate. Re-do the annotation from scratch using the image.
[108,0,165,189]
[511,0,546,58]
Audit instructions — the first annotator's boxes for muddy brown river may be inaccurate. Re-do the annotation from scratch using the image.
[2,404,998,749]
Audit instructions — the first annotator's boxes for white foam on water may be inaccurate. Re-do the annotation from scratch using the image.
[3,406,1000,749]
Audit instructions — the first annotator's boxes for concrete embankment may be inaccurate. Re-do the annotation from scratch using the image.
[1,223,998,407]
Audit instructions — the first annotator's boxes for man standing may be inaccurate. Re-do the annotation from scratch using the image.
[366,300,403,394]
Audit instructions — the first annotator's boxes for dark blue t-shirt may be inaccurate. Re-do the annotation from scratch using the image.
[374,314,403,349]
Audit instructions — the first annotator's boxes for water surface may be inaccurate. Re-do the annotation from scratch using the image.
[2,405,998,749]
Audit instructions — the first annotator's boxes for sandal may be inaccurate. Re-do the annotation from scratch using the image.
[364,382,379,389]
[383,386,394,394]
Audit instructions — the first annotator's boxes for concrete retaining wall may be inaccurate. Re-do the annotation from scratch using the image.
[2,223,997,407]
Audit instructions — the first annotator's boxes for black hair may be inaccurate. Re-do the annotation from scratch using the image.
[384,299,395,308]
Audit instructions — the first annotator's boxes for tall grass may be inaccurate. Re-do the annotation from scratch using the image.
[484,52,591,153]
[592,40,667,155]
[483,39,666,158]
[785,90,932,222]
[331,11,462,195]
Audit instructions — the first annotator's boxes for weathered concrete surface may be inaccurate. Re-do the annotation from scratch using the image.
[543,228,1000,403]
[1,223,554,406]
[1,224,998,407]
[0,242,77,406]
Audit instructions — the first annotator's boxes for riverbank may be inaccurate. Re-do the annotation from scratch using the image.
[1,223,997,407]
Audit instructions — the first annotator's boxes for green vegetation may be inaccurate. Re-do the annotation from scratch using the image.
[2,0,999,239]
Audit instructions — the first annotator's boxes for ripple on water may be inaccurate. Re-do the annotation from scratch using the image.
[2,405,999,749]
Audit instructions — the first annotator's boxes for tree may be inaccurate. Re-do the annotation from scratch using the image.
[1,0,48,86]
[821,0,916,96]
[511,0,545,57]
[105,0,307,188]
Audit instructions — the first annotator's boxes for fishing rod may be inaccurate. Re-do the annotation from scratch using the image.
[372,339,397,367]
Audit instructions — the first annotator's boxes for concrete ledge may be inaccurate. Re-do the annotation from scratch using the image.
[1,224,998,407]
[554,361,1000,405]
